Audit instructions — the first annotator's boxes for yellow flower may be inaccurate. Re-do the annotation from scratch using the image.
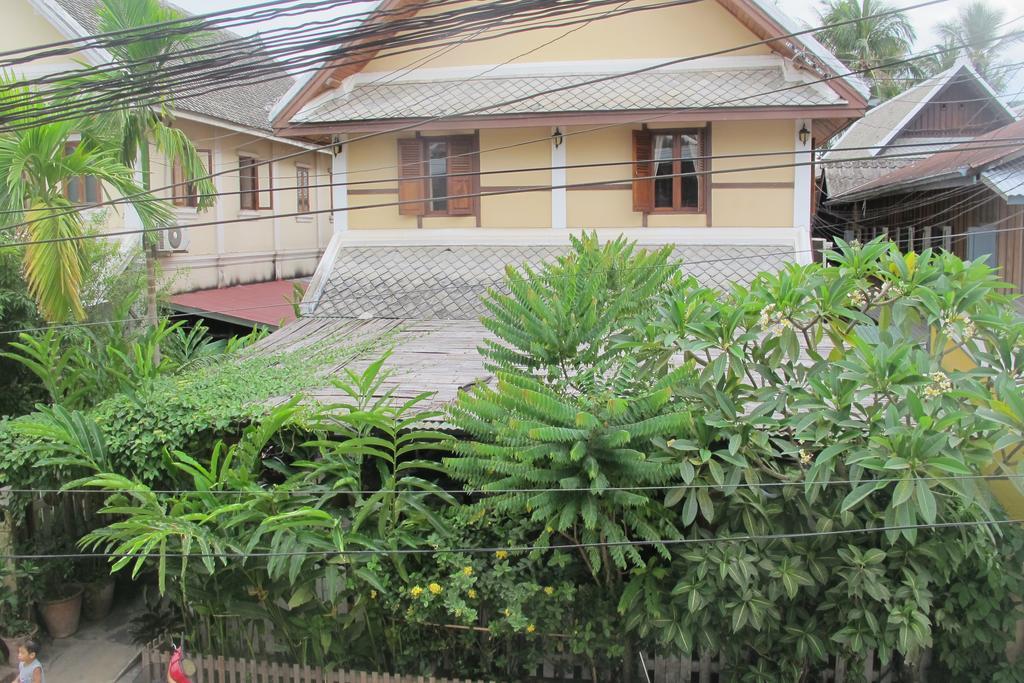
[544,586,554,596]
[504,608,511,617]
[462,566,473,576]
[370,590,378,600]
[526,624,536,634]
[495,550,509,560]
[545,527,554,534]
[468,589,477,599]
[428,582,443,595]
[410,586,423,598]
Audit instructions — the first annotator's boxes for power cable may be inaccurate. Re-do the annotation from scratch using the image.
[1,519,1019,561]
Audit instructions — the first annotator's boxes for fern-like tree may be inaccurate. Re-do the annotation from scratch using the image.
[448,235,690,681]
[0,74,172,322]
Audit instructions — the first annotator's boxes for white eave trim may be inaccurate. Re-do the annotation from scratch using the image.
[29,0,110,65]
[330,227,802,247]
[171,110,329,153]
[747,0,869,102]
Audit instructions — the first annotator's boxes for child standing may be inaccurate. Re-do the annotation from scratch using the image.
[16,640,43,683]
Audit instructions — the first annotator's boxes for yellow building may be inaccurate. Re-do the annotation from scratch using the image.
[12,0,335,308]
[269,0,867,287]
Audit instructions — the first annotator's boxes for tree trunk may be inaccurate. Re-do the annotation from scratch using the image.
[140,141,160,365]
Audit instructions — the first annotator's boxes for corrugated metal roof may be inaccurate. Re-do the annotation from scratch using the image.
[293,66,841,124]
[835,118,1024,200]
[50,0,294,132]
[982,157,1024,204]
[168,279,306,328]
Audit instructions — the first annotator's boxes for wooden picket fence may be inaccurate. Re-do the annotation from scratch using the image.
[142,641,905,683]
[140,644,493,683]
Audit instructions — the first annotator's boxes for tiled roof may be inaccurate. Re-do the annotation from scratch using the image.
[837,118,1024,200]
[51,0,294,132]
[824,158,913,198]
[308,241,791,320]
[293,66,842,124]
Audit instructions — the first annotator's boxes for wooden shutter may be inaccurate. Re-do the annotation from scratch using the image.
[446,135,476,216]
[172,159,186,207]
[632,130,653,212]
[397,138,426,216]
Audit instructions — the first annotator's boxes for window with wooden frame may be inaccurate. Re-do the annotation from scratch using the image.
[64,141,101,205]
[296,165,311,213]
[396,135,477,217]
[632,128,706,214]
[238,155,259,210]
[172,150,212,208]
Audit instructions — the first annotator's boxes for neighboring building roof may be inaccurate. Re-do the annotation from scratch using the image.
[272,0,868,129]
[168,279,307,329]
[982,157,1024,205]
[292,64,842,125]
[45,0,294,132]
[823,157,913,198]
[824,61,1016,163]
[831,118,1024,202]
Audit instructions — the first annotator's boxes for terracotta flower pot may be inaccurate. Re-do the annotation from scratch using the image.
[83,580,115,622]
[0,625,38,665]
[39,583,83,639]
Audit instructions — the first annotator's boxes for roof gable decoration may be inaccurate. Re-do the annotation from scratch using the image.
[271,0,869,129]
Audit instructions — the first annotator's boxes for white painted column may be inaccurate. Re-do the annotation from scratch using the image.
[550,127,567,229]
[792,119,813,264]
[213,138,226,287]
[271,141,282,279]
[332,135,349,232]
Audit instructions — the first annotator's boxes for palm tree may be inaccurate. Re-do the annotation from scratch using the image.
[0,74,172,322]
[92,0,216,333]
[935,1,1022,89]
[816,0,918,99]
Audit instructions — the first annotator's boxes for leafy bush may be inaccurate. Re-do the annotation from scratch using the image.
[63,236,1024,682]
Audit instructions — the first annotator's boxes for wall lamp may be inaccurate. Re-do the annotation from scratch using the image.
[798,124,810,146]
[552,127,564,149]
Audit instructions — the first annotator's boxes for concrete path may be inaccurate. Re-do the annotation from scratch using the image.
[39,597,141,683]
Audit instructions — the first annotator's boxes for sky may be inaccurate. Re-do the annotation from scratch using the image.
[173,0,1024,100]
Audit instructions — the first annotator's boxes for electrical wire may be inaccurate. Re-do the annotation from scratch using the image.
[7,474,1024,497]
[2,519,1019,561]
[9,138,1024,249]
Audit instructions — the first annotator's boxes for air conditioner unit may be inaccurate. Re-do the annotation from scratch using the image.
[155,226,190,253]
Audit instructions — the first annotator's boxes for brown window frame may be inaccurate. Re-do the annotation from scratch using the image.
[238,155,259,211]
[296,164,311,213]
[172,150,212,209]
[647,129,705,215]
[63,141,102,206]
[397,135,479,218]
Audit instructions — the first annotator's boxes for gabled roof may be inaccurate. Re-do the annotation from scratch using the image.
[37,0,295,133]
[271,0,868,130]
[831,118,1024,202]
[824,61,1017,162]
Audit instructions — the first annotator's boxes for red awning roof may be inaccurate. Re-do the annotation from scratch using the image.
[169,279,306,329]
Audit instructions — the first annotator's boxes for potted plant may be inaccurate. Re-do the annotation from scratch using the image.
[80,559,115,622]
[0,562,39,665]
[38,559,82,638]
